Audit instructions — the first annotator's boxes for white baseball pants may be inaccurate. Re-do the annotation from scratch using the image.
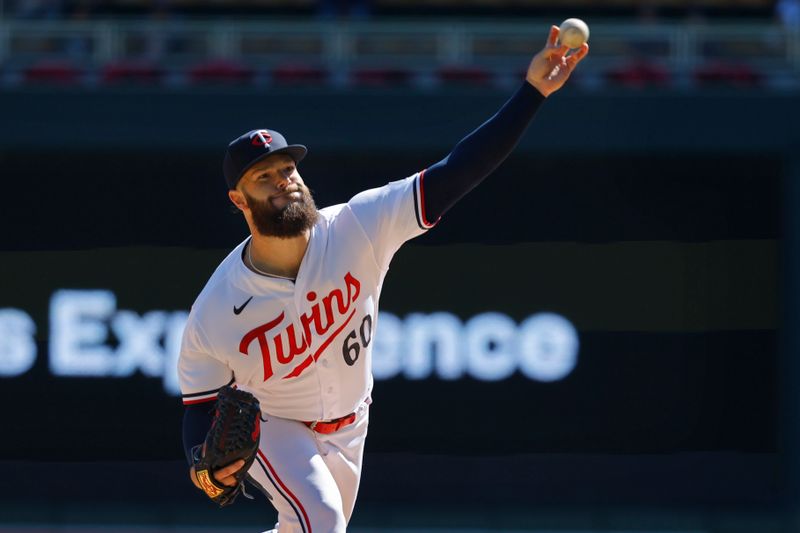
[248,400,370,533]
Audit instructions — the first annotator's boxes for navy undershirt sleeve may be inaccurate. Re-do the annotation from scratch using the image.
[182,402,215,465]
[422,81,546,222]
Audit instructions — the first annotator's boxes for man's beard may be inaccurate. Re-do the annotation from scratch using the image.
[244,187,319,238]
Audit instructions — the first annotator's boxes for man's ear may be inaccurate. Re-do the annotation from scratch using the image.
[228,189,248,212]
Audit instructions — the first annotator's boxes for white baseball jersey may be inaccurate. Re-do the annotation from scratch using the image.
[178,172,436,421]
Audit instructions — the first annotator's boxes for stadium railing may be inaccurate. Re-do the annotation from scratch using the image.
[0,19,795,88]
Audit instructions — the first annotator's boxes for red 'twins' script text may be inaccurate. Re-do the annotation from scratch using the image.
[238,272,361,381]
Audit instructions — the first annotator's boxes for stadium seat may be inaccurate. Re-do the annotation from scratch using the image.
[606,60,671,88]
[351,67,412,86]
[24,60,82,84]
[271,64,328,85]
[188,59,255,84]
[102,61,163,84]
[693,62,762,87]
[437,66,491,86]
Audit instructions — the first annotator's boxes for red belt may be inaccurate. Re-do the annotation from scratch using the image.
[303,412,357,434]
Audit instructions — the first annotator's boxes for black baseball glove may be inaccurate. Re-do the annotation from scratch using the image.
[191,386,261,507]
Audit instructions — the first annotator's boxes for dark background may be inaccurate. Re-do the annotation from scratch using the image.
[0,85,789,520]
[0,149,782,448]
[0,14,797,523]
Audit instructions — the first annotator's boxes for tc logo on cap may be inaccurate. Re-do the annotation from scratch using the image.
[250,130,273,147]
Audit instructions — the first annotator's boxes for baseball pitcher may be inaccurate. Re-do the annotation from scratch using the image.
[179,26,588,532]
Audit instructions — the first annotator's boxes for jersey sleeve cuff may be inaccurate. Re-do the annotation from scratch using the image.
[181,376,234,405]
[414,169,440,230]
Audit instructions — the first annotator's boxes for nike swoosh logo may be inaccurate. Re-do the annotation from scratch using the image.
[233,296,253,315]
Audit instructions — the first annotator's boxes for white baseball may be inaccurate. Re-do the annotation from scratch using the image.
[558,18,590,49]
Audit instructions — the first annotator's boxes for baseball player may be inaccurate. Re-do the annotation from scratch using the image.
[179,26,588,533]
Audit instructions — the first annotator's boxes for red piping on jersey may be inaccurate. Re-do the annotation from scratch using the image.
[182,396,217,406]
[418,169,437,228]
[284,308,357,380]
[257,449,312,533]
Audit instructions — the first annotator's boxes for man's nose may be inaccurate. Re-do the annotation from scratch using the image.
[277,175,293,190]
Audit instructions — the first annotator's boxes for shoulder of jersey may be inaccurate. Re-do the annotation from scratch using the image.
[319,202,347,219]
[186,241,248,316]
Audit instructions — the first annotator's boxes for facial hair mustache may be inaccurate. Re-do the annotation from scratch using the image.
[243,187,319,238]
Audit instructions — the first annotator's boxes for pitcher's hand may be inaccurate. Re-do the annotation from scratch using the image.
[526,25,589,97]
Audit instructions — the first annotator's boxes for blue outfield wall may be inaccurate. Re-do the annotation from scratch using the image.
[1,85,798,153]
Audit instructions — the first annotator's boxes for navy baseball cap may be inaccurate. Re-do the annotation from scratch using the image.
[223,129,307,189]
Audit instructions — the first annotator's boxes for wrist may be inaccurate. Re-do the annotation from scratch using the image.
[525,77,550,97]
[189,465,201,489]
[191,443,203,464]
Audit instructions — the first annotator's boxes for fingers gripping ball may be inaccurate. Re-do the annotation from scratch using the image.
[193,386,262,507]
[558,18,590,49]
